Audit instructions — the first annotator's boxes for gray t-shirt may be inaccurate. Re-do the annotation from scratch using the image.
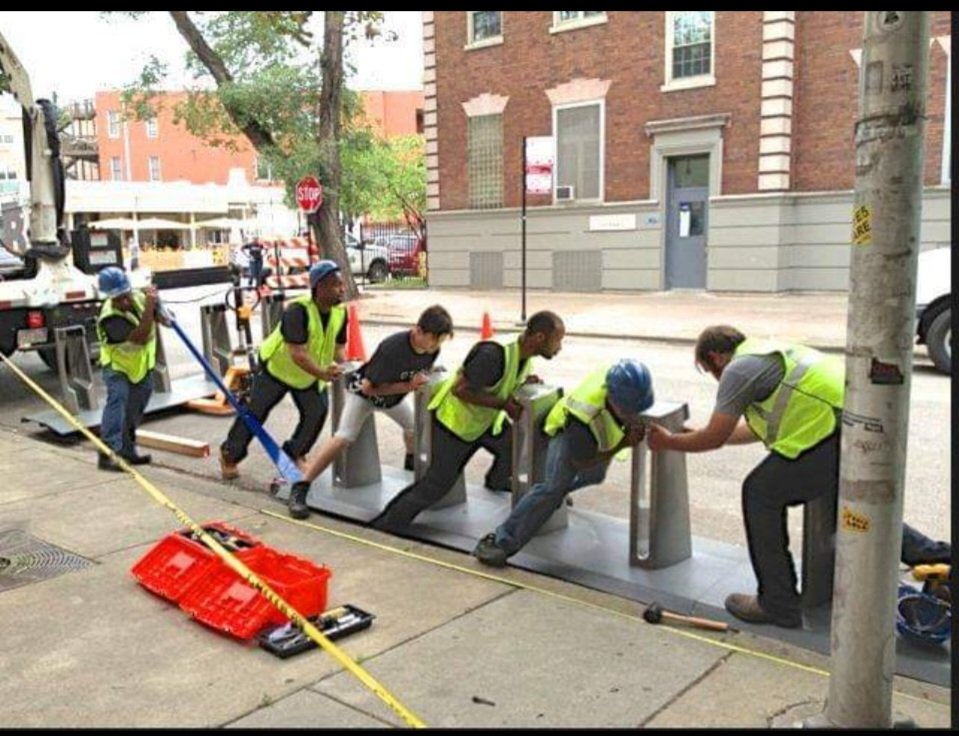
[714,353,784,417]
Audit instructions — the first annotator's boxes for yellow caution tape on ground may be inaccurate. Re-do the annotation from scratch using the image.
[263,511,948,708]
[0,353,425,729]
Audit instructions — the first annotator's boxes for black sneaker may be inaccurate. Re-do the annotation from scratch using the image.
[473,534,508,567]
[403,453,415,472]
[288,481,311,520]
[484,478,512,493]
[121,453,152,466]
[97,453,122,472]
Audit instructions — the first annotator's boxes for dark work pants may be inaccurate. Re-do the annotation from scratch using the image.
[371,417,513,531]
[221,368,329,464]
[901,522,951,566]
[101,367,154,458]
[742,432,840,619]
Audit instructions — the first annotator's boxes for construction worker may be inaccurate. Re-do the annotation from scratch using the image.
[219,260,347,481]
[647,325,844,629]
[285,305,455,519]
[474,359,655,567]
[95,266,167,471]
[369,310,566,533]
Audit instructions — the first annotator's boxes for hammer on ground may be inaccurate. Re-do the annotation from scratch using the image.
[642,602,731,632]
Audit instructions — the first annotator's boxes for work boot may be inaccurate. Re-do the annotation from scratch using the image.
[483,477,512,493]
[288,481,311,520]
[724,593,801,629]
[97,453,122,472]
[122,453,152,466]
[473,534,509,567]
[403,453,415,472]
[219,446,239,480]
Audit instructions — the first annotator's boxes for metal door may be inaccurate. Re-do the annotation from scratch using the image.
[665,155,709,289]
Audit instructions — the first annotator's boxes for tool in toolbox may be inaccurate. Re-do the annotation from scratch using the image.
[257,604,375,659]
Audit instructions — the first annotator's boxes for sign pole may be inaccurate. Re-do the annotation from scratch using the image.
[521,136,528,324]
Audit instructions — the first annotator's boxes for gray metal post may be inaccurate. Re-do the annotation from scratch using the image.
[199,303,232,377]
[413,369,466,508]
[813,11,928,729]
[53,325,97,414]
[331,360,382,488]
[260,292,286,341]
[510,382,565,533]
[151,325,172,394]
[630,401,692,569]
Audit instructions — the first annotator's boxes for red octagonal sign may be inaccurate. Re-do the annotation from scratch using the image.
[295,176,323,213]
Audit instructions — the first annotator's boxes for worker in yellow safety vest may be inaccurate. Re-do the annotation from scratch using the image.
[95,266,167,471]
[370,311,567,533]
[474,359,654,567]
[219,260,347,517]
[647,325,844,629]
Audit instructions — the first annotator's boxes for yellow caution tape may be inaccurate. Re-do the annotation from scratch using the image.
[0,353,425,729]
[263,511,949,708]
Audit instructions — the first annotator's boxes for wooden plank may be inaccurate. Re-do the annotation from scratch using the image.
[135,429,211,457]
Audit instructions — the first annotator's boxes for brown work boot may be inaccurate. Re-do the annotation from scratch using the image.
[219,446,239,480]
[724,593,801,629]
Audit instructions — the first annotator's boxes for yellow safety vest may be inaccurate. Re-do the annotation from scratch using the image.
[543,365,626,453]
[734,338,844,459]
[429,339,531,442]
[259,295,346,390]
[97,291,156,384]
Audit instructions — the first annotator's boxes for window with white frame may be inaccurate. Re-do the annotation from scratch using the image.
[110,156,123,181]
[468,113,504,209]
[468,11,502,45]
[553,11,606,28]
[146,117,158,138]
[255,156,272,182]
[148,156,161,182]
[665,11,714,86]
[554,101,603,201]
[108,111,121,138]
[0,134,14,145]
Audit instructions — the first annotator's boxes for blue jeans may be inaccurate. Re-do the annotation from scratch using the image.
[101,367,153,457]
[494,430,608,555]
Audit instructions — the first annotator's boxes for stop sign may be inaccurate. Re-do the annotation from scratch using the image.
[295,176,323,213]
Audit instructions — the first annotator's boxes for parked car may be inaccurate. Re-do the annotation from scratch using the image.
[915,246,951,374]
[307,232,390,283]
[387,233,427,278]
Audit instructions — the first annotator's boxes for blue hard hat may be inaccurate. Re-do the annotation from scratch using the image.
[896,584,951,646]
[97,266,132,298]
[606,359,654,415]
[309,259,341,290]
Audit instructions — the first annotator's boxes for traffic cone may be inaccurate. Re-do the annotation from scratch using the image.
[345,303,367,362]
[480,311,495,340]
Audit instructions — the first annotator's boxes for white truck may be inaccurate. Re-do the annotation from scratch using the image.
[915,246,951,374]
[0,30,148,368]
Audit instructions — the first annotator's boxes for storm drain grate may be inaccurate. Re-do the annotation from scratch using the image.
[0,529,94,593]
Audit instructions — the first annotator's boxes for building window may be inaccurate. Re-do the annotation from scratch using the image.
[146,117,158,139]
[551,11,607,33]
[255,156,272,182]
[664,12,715,90]
[467,11,503,47]
[0,134,14,145]
[467,113,503,209]
[110,157,123,181]
[415,108,425,135]
[148,156,161,182]
[108,111,121,139]
[554,101,603,202]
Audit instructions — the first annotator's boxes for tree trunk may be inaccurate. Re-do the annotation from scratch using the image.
[314,10,358,300]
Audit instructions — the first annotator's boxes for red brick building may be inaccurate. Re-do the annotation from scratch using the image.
[424,11,951,292]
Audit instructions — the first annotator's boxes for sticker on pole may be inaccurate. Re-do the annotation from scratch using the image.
[852,205,872,246]
[296,176,323,213]
[875,11,905,34]
[841,505,871,533]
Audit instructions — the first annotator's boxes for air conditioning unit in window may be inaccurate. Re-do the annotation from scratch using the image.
[555,185,575,201]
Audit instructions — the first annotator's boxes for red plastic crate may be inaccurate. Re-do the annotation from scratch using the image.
[130,521,263,604]
[177,546,331,639]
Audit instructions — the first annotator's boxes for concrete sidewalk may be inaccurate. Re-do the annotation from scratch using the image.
[355,287,852,350]
[0,429,948,728]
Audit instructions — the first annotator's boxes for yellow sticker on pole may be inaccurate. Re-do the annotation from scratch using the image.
[852,205,872,245]
[841,505,871,533]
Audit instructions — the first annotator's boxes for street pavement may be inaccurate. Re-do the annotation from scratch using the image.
[0,285,951,727]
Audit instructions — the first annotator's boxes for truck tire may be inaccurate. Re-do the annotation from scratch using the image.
[926,307,951,375]
[367,260,389,283]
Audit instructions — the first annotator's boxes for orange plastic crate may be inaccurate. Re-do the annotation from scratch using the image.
[177,546,331,639]
[130,521,262,604]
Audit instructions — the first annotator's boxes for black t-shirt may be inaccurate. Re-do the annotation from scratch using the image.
[99,303,144,344]
[242,241,265,265]
[279,303,348,346]
[461,341,530,391]
[562,415,601,463]
[347,329,439,409]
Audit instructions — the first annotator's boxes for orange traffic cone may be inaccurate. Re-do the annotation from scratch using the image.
[345,303,367,362]
[480,311,495,340]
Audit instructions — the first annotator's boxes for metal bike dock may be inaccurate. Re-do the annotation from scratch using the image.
[277,387,948,688]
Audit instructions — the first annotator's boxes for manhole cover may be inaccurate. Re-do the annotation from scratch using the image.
[0,529,94,593]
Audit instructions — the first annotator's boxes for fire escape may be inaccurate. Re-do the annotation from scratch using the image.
[58,99,99,180]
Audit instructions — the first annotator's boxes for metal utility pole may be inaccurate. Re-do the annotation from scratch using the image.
[809,11,929,729]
